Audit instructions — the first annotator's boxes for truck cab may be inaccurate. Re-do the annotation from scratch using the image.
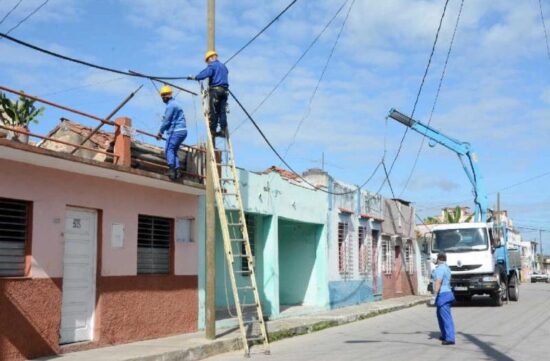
[428,222,520,306]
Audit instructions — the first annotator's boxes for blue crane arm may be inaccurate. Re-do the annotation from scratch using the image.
[387,109,488,222]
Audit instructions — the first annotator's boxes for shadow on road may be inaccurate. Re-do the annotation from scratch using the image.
[459,332,515,361]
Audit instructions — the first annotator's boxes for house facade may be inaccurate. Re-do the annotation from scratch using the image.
[0,118,205,361]
[380,198,418,299]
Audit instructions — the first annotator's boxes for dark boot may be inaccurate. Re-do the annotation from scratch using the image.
[166,167,177,181]
[216,128,227,138]
[175,168,183,180]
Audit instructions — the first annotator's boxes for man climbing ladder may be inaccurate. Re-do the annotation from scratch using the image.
[188,50,229,140]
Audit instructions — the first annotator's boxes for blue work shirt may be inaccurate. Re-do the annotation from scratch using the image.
[432,263,453,294]
[195,60,229,87]
[159,98,186,135]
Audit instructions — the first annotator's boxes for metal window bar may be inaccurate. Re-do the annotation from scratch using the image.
[0,198,29,277]
[137,215,171,274]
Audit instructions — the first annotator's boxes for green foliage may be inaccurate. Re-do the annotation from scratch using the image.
[0,92,45,127]
[423,216,441,225]
[443,206,471,223]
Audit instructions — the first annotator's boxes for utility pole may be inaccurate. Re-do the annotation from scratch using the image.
[205,0,216,340]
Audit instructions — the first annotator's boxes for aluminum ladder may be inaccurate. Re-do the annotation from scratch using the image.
[201,88,270,356]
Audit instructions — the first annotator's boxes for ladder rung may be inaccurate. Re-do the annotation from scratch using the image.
[220,178,235,182]
[216,163,230,167]
[238,286,255,291]
[241,303,257,307]
[246,336,266,342]
[222,192,238,196]
[242,319,261,325]
[231,238,246,242]
[228,222,243,227]
[235,270,252,274]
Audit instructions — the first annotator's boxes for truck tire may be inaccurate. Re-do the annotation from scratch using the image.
[492,277,505,307]
[508,274,519,301]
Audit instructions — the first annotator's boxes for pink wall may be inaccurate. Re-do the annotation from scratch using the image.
[0,159,199,278]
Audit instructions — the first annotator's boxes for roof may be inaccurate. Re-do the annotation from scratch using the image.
[41,118,114,150]
[391,198,412,206]
[263,166,300,180]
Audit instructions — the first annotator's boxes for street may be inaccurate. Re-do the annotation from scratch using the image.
[207,283,550,361]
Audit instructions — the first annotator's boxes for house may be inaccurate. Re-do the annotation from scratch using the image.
[380,198,418,299]
[520,240,538,281]
[0,116,205,361]
[302,169,385,308]
[199,166,329,328]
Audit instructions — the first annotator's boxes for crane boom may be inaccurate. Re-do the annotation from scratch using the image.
[387,108,488,222]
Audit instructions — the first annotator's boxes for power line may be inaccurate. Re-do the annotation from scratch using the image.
[539,0,550,61]
[0,32,189,80]
[4,0,49,35]
[0,0,23,27]
[399,0,464,197]
[225,0,300,64]
[380,0,451,192]
[232,0,350,134]
[229,88,382,195]
[284,0,355,158]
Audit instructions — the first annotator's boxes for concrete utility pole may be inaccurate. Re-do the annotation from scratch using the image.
[205,0,216,340]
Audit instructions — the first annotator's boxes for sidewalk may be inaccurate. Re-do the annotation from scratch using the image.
[35,295,430,361]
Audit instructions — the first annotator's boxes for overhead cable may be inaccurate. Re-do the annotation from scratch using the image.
[538,0,550,61]
[0,32,189,80]
[229,88,383,195]
[232,0,350,134]
[284,0,356,158]
[225,0,300,64]
[380,0,451,191]
[399,0,464,197]
[3,0,49,36]
[0,0,23,27]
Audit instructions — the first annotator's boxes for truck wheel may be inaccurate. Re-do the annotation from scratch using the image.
[508,274,519,301]
[492,278,505,307]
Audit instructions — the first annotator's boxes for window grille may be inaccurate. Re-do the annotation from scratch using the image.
[137,215,172,274]
[381,238,393,274]
[0,198,30,277]
[404,241,415,274]
[338,221,349,274]
[358,225,368,274]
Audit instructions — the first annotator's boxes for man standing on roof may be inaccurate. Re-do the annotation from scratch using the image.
[188,50,229,139]
[156,85,187,181]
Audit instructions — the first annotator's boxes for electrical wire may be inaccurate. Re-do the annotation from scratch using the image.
[399,0,464,197]
[231,0,350,134]
[0,31,191,80]
[225,0,300,64]
[380,0,451,191]
[3,0,49,36]
[0,0,23,27]
[538,0,550,61]
[229,88,382,195]
[284,0,356,158]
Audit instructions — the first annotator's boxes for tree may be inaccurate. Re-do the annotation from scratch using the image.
[423,216,441,225]
[443,206,472,223]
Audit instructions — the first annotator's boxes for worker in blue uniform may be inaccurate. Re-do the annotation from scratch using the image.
[432,252,456,345]
[156,85,187,181]
[188,50,229,140]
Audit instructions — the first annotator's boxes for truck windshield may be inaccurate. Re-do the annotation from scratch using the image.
[432,228,488,253]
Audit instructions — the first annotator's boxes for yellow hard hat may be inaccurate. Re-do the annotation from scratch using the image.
[159,85,172,96]
[204,50,218,62]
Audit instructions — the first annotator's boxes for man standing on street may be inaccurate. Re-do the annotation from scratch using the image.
[188,50,229,139]
[156,85,187,181]
[432,252,456,345]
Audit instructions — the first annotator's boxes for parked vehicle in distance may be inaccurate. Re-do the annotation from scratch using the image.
[530,272,549,283]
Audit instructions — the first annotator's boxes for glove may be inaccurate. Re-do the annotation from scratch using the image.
[156,133,162,141]
[186,75,196,81]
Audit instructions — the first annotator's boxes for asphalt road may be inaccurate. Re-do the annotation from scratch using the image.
[206,283,550,361]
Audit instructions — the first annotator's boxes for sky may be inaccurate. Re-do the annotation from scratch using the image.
[0,0,549,249]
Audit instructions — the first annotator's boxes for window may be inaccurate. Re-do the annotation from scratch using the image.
[404,241,415,274]
[0,198,31,277]
[241,214,255,273]
[137,215,172,274]
[338,222,349,274]
[358,225,368,274]
[381,237,393,274]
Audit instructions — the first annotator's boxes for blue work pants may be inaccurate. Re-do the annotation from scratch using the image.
[436,291,455,342]
[165,130,187,169]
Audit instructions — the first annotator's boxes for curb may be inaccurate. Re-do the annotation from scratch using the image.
[127,298,428,361]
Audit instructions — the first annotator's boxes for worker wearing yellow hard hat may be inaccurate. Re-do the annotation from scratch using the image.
[187,50,229,143]
[156,84,187,181]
